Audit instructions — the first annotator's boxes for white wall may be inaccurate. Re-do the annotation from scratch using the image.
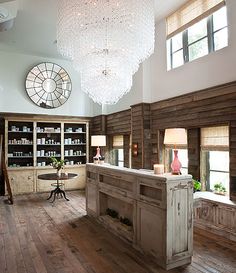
[150,0,236,102]
[105,0,236,114]
[103,66,144,114]
[0,50,97,117]
[1,0,236,117]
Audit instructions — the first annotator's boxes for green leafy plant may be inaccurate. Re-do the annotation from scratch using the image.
[193,179,201,192]
[214,182,226,194]
[50,157,65,171]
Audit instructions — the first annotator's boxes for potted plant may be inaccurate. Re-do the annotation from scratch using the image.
[50,157,65,176]
[193,179,201,192]
[213,182,226,195]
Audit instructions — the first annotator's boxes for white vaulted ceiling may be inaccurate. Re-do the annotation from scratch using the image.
[0,0,188,59]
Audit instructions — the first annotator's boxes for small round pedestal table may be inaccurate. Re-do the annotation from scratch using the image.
[38,173,78,203]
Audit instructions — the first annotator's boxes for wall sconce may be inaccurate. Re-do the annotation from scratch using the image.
[132,143,138,157]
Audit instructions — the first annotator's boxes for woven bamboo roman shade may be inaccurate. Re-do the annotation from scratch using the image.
[201,126,229,149]
[113,135,124,148]
[166,0,225,39]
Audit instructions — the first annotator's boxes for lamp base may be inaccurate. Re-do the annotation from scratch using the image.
[94,146,101,159]
[171,171,182,175]
[171,150,182,175]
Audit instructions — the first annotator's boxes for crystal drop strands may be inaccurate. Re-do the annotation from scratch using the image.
[57,0,155,105]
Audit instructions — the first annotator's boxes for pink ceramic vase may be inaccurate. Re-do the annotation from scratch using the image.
[171,150,182,175]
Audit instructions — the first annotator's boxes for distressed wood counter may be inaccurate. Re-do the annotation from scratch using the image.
[86,163,193,270]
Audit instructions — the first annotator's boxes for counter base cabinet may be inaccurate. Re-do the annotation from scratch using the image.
[64,167,86,190]
[86,182,98,217]
[137,202,165,261]
[8,170,35,195]
[86,163,193,270]
[7,166,86,195]
[194,198,236,242]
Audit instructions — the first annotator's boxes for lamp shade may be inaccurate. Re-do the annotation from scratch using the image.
[164,128,187,145]
[91,135,106,147]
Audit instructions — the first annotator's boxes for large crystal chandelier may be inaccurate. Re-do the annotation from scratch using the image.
[57,0,155,105]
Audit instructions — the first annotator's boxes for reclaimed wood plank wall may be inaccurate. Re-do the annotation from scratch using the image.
[187,129,200,181]
[131,103,151,169]
[90,81,236,200]
[230,121,236,201]
[150,81,236,201]
[90,110,131,165]
[106,110,131,135]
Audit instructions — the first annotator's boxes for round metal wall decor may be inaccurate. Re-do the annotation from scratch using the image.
[25,62,72,109]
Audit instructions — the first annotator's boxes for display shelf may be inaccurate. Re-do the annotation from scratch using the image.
[64,143,86,146]
[37,144,61,146]
[5,117,89,194]
[37,155,61,158]
[64,155,86,158]
[5,118,89,169]
[8,144,33,146]
[37,132,61,134]
[64,132,86,134]
[7,121,34,168]
[8,131,33,133]
[8,156,33,158]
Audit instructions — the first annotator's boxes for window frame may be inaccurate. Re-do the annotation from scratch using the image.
[167,7,228,69]
[112,135,124,167]
[201,149,229,192]
[200,125,230,192]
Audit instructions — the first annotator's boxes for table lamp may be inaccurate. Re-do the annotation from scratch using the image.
[91,135,106,159]
[164,128,187,175]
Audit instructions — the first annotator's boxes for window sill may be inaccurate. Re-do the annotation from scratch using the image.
[194,191,236,208]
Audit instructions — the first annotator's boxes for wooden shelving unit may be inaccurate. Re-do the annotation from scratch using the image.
[4,116,90,194]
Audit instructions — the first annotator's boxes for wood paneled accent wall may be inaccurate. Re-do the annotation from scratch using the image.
[91,110,131,165]
[90,81,236,200]
[150,81,236,201]
[90,115,106,135]
[230,121,236,201]
[0,118,5,195]
[106,109,131,135]
[90,115,107,160]
[187,129,200,181]
[131,103,151,169]
[150,82,236,129]
[123,135,130,168]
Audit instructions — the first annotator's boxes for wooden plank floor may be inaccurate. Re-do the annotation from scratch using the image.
[0,191,235,273]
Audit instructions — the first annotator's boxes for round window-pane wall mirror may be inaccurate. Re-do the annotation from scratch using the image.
[25,62,72,109]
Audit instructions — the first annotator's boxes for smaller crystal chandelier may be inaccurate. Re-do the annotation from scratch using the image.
[57,0,155,105]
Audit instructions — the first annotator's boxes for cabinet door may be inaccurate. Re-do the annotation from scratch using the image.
[8,170,34,194]
[216,205,236,232]
[136,201,165,259]
[170,188,190,256]
[86,182,98,216]
[64,166,86,190]
[195,201,216,225]
[36,168,56,192]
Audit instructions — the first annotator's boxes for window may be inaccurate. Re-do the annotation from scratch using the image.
[112,135,124,167]
[167,1,228,70]
[209,151,229,191]
[200,126,229,193]
[116,149,124,167]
